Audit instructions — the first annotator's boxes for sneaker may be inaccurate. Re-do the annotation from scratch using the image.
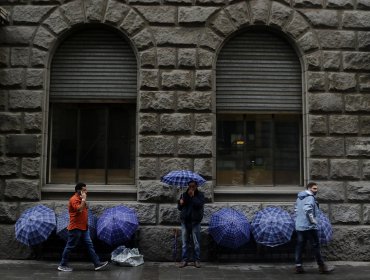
[194,261,201,268]
[319,264,334,274]
[58,266,73,272]
[295,266,305,274]
[178,261,188,268]
[95,261,109,271]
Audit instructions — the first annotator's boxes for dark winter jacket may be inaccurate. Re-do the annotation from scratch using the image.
[177,188,205,224]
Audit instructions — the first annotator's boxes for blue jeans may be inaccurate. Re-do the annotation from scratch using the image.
[181,222,201,262]
[60,229,100,267]
[295,230,324,266]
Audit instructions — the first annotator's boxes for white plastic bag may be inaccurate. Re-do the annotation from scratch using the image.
[111,245,144,267]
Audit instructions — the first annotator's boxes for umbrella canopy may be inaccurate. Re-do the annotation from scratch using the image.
[251,207,295,247]
[317,211,333,244]
[97,206,139,247]
[161,170,206,187]
[56,210,97,241]
[15,205,56,246]
[209,208,251,249]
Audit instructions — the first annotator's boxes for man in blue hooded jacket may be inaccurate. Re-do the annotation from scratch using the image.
[294,182,334,274]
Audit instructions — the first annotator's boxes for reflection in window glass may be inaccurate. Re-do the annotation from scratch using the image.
[49,103,135,185]
[217,114,301,186]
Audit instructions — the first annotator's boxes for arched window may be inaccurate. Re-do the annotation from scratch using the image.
[216,29,302,187]
[48,26,137,185]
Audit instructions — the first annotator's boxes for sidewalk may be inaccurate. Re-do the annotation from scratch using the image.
[1,260,370,280]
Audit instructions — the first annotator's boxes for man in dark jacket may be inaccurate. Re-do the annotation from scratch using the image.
[177,180,205,268]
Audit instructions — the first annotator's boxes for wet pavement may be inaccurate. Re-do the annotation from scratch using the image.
[1,260,370,280]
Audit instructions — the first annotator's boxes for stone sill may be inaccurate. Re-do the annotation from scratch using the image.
[41,184,137,201]
[214,186,303,202]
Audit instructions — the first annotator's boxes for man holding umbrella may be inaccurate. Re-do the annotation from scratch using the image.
[294,182,334,274]
[177,180,205,268]
[58,182,109,272]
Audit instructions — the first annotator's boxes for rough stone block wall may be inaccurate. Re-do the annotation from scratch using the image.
[0,0,370,261]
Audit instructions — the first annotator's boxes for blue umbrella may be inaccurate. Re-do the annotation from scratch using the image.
[56,210,97,241]
[15,205,56,246]
[209,208,251,249]
[161,170,206,187]
[251,207,295,247]
[97,206,139,247]
[317,211,333,244]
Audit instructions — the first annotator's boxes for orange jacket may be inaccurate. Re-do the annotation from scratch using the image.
[67,193,88,231]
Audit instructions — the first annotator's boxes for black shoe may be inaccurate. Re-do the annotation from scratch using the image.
[194,261,201,268]
[295,266,305,274]
[319,264,334,274]
[95,261,109,271]
[178,261,188,268]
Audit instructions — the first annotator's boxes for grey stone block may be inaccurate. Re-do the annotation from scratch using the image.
[132,29,154,50]
[307,72,325,92]
[358,31,370,51]
[6,135,40,156]
[315,181,345,201]
[345,94,370,112]
[330,159,360,180]
[139,135,175,155]
[328,72,356,92]
[310,137,344,157]
[177,91,212,111]
[293,0,323,8]
[159,204,180,225]
[4,179,40,200]
[136,5,176,24]
[153,27,200,46]
[195,70,212,90]
[358,0,370,9]
[140,69,159,89]
[178,48,196,68]
[139,48,156,68]
[178,136,212,156]
[327,0,353,8]
[21,157,40,177]
[318,30,355,49]
[309,159,328,179]
[304,51,321,70]
[85,0,105,22]
[225,1,250,28]
[194,158,212,177]
[60,0,85,25]
[13,5,54,24]
[30,48,48,67]
[137,180,176,202]
[331,204,361,224]
[323,51,341,70]
[347,181,370,202]
[138,157,158,179]
[194,113,213,134]
[0,47,9,67]
[0,225,32,259]
[302,10,339,28]
[0,113,21,133]
[210,10,236,37]
[157,48,176,68]
[0,26,36,45]
[363,204,370,224]
[140,91,175,111]
[297,31,319,53]
[199,28,223,50]
[285,12,310,39]
[178,6,218,24]
[105,0,130,24]
[0,68,24,87]
[270,1,293,28]
[26,69,44,88]
[9,90,42,110]
[361,117,370,135]
[0,202,18,223]
[364,160,370,179]
[309,115,327,134]
[343,11,370,29]
[10,48,29,67]
[198,49,214,68]
[139,113,159,133]
[162,70,192,90]
[309,93,343,112]
[343,52,370,70]
[160,113,192,133]
[329,115,359,134]
[33,26,55,50]
[346,137,370,157]
[250,0,270,24]
[159,158,192,177]
[0,157,19,176]
[44,9,70,35]
[24,113,42,132]
[359,74,370,92]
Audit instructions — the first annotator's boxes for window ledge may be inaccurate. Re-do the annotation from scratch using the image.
[41,184,137,201]
[214,186,303,202]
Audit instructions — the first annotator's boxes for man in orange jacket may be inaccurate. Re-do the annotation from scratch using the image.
[58,182,109,272]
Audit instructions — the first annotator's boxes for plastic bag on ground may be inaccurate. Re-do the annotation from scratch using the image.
[111,245,144,267]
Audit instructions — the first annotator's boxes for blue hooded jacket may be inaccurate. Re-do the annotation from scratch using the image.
[295,190,319,231]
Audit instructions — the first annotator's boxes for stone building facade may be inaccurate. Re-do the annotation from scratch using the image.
[1,0,370,261]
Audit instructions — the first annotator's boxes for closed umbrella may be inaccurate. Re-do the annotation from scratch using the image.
[56,210,97,241]
[209,208,251,249]
[317,211,333,244]
[15,205,56,246]
[251,207,295,247]
[97,206,139,247]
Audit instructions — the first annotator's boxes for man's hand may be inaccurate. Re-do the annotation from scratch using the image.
[308,213,317,224]
[179,198,184,205]
[81,191,87,202]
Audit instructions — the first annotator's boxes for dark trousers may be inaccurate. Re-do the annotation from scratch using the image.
[295,229,324,266]
[60,229,100,267]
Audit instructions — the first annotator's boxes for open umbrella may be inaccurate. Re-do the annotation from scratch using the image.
[161,170,206,188]
[15,205,56,246]
[97,206,139,247]
[251,207,294,247]
[317,211,333,244]
[209,208,251,249]
[56,210,97,241]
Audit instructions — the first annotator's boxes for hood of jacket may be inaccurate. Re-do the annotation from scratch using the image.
[297,190,314,200]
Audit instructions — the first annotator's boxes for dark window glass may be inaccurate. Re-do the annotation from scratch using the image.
[49,103,135,185]
[216,114,301,186]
